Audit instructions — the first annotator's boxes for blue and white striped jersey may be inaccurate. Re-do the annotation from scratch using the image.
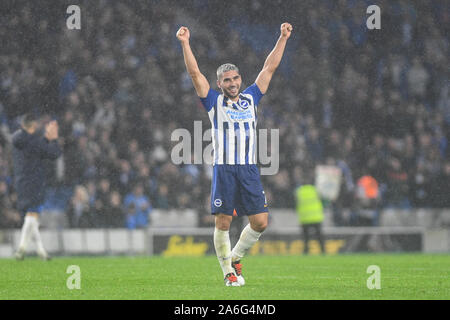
[200,83,263,165]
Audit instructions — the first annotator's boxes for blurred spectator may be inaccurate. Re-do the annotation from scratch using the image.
[91,178,112,227]
[0,180,21,228]
[430,162,450,208]
[66,185,90,228]
[104,190,125,228]
[407,57,430,102]
[155,184,169,209]
[351,175,381,226]
[124,183,151,229]
[384,157,411,209]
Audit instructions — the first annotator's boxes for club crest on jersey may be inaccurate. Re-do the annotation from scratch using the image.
[239,99,249,109]
[214,199,223,207]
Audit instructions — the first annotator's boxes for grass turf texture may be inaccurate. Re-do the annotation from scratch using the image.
[0,254,449,300]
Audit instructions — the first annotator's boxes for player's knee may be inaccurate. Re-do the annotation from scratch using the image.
[216,223,230,231]
[251,220,268,233]
[215,214,232,231]
[258,222,268,232]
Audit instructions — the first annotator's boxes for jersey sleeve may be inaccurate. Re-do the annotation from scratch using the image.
[243,83,264,106]
[199,89,220,112]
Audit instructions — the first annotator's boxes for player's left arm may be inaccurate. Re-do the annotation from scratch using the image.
[255,22,292,94]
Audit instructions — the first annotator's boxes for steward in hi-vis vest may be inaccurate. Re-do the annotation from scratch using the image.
[295,184,326,255]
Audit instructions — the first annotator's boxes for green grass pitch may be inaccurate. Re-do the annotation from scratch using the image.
[1,254,449,300]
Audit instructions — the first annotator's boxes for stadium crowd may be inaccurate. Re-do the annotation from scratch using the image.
[0,0,448,229]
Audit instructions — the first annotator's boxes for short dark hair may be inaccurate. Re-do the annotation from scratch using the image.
[21,113,39,128]
[216,63,239,80]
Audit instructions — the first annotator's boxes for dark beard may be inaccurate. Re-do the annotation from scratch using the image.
[223,88,239,100]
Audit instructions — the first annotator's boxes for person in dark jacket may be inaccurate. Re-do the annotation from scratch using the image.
[13,113,62,260]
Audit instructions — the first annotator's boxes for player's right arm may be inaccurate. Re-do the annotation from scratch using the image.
[176,26,210,98]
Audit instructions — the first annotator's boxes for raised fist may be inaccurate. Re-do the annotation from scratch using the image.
[176,26,190,42]
[280,22,293,39]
